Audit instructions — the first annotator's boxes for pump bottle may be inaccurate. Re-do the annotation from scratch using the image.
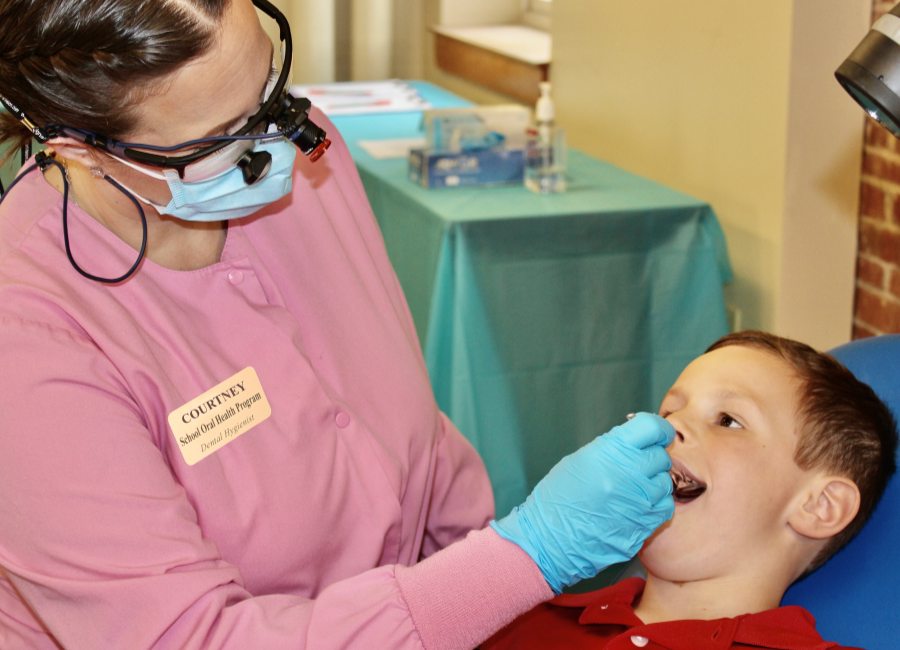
[525,82,567,194]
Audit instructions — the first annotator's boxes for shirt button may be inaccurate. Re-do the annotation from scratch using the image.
[335,411,351,428]
[227,270,244,285]
[630,636,649,647]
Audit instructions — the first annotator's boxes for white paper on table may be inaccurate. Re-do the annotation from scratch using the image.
[357,138,428,160]
[291,80,432,116]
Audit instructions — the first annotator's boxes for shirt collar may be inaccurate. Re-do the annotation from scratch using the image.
[549,578,840,650]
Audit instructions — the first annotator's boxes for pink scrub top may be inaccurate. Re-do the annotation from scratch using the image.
[0,113,551,650]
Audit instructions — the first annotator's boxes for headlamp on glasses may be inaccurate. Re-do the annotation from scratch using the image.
[0,0,330,186]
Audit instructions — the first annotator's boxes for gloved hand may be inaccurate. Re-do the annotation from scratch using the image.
[490,413,675,594]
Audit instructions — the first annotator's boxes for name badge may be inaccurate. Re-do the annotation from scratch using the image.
[168,367,272,466]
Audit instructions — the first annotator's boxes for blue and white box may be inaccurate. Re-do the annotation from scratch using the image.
[409,148,526,189]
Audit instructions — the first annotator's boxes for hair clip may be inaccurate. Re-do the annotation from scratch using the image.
[0,94,53,143]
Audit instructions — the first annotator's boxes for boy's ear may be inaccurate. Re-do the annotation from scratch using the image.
[790,476,860,540]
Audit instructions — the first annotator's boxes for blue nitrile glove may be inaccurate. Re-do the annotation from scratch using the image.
[490,413,676,594]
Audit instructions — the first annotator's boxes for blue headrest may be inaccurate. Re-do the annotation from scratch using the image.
[781,335,900,650]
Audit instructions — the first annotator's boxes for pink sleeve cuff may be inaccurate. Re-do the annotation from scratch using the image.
[395,527,553,650]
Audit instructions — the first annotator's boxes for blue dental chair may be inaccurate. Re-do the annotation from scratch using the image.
[781,334,900,650]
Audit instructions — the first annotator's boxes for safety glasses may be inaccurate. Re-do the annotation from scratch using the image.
[59,118,283,185]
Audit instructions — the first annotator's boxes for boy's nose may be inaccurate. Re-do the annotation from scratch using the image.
[664,414,689,446]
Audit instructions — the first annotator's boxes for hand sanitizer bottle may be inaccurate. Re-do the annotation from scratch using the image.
[525,82,567,194]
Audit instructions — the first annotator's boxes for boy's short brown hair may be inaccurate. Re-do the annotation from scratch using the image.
[707,331,898,575]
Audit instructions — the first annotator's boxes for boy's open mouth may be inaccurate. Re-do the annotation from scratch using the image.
[670,463,707,503]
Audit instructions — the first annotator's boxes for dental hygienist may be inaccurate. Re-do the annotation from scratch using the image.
[0,1,675,648]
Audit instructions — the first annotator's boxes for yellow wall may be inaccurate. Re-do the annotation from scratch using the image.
[551,0,868,346]
[778,0,870,347]
[421,0,527,105]
[258,1,337,84]
[553,1,794,332]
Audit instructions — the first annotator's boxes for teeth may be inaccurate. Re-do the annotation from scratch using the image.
[670,467,707,500]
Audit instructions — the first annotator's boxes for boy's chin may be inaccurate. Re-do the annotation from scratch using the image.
[641,516,674,548]
[638,526,709,583]
[638,545,705,584]
[638,531,669,573]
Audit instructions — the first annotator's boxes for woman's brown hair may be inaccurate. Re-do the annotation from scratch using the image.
[0,0,229,165]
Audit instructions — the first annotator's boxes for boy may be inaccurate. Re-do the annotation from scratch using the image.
[483,331,898,650]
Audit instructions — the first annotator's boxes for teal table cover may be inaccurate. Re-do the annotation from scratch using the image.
[332,83,733,517]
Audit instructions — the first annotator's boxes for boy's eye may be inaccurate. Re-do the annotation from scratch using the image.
[717,413,742,429]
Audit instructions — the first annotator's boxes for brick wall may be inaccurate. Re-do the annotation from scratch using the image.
[854,0,900,338]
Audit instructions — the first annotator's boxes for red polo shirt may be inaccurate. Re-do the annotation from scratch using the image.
[481,578,860,650]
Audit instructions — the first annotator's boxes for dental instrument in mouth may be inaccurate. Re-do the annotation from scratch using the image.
[669,467,707,502]
[625,413,707,501]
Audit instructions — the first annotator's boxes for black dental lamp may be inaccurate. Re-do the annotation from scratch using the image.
[837,4,900,138]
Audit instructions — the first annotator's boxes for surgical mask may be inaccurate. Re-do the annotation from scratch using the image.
[110,137,297,222]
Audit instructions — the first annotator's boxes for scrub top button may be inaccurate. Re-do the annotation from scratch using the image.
[630,636,649,647]
[228,270,244,285]
[335,411,351,428]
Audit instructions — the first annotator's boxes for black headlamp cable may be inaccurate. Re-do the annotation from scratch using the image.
[0,151,147,284]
